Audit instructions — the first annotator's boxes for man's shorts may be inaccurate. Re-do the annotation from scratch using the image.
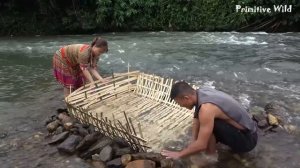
[213,119,258,153]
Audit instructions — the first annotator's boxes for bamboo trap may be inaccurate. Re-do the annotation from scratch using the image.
[66,71,194,152]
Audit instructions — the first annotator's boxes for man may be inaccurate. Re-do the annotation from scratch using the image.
[161,81,257,159]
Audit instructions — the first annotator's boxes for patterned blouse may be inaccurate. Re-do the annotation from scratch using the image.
[56,44,99,70]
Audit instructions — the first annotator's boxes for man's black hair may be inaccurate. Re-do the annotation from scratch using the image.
[170,81,195,100]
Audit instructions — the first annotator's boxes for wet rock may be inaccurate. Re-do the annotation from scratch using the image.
[48,131,69,145]
[74,122,83,128]
[64,122,74,130]
[189,154,218,168]
[88,125,96,134]
[55,126,64,134]
[99,145,113,162]
[106,158,122,167]
[74,123,89,137]
[268,126,281,132]
[34,134,41,139]
[70,127,79,135]
[250,106,265,116]
[160,159,174,168]
[79,137,113,159]
[114,146,133,157]
[284,125,298,133]
[265,102,289,125]
[267,113,280,126]
[44,115,57,126]
[58,112,75,130]
[92,160,107,168]
[78,127,89,137]
[57,135,82,154]
[47,120,61,133]
[121,153,163,166]
[0,132,8,139]
[257,120,269,128]
[81,123,90,129]
[76,132,102,152]
[252,113,268,129]
[92,154,101,160]
[125,160,156,168]
[56,108,68,114]
[113,137,130,147]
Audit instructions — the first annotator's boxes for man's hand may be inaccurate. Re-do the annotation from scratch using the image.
[161,149,181,159]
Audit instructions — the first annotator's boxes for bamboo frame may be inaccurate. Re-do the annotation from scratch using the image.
[66,71,193,152]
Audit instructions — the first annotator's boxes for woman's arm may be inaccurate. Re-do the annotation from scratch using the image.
[89,55,109,83]
[90,68,106,82]
[81,68,94,83]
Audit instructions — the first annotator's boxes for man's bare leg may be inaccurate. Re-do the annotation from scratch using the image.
[190,134,218,167]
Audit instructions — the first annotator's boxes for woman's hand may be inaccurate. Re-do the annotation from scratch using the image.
[100,78,110,83]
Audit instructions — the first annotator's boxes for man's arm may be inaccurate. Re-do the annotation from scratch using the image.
[161,104,215,159]
[192,118,200,142]
[179,105,215,157]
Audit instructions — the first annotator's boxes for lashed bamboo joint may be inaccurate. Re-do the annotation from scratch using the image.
[65,71,193,152]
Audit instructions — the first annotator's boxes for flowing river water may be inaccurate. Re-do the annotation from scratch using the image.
[0,32,300,168]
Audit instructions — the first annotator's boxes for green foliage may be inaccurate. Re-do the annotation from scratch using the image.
[0,0,299,35]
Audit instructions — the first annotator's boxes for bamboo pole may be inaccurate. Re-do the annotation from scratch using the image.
[123,111,133,134]
[137,122,144,139]
[128,117,137,136]
[68,76,137,102]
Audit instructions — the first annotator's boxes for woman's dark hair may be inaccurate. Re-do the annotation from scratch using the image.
[91,37,108,52]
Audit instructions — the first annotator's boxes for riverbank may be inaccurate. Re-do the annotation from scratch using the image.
[0,0,299,36]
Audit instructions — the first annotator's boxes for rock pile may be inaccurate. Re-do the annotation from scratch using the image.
[45,109,175,168]
[251,102,297,134]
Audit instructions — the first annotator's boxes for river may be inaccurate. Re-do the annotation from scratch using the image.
[0,32,299,167]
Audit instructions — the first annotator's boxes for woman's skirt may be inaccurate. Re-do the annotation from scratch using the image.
[52,51,85,90]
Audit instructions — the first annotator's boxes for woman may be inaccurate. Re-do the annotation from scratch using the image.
[53,37,109,97]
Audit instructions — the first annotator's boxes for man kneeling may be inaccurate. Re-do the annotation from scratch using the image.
[161,81,257,159]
